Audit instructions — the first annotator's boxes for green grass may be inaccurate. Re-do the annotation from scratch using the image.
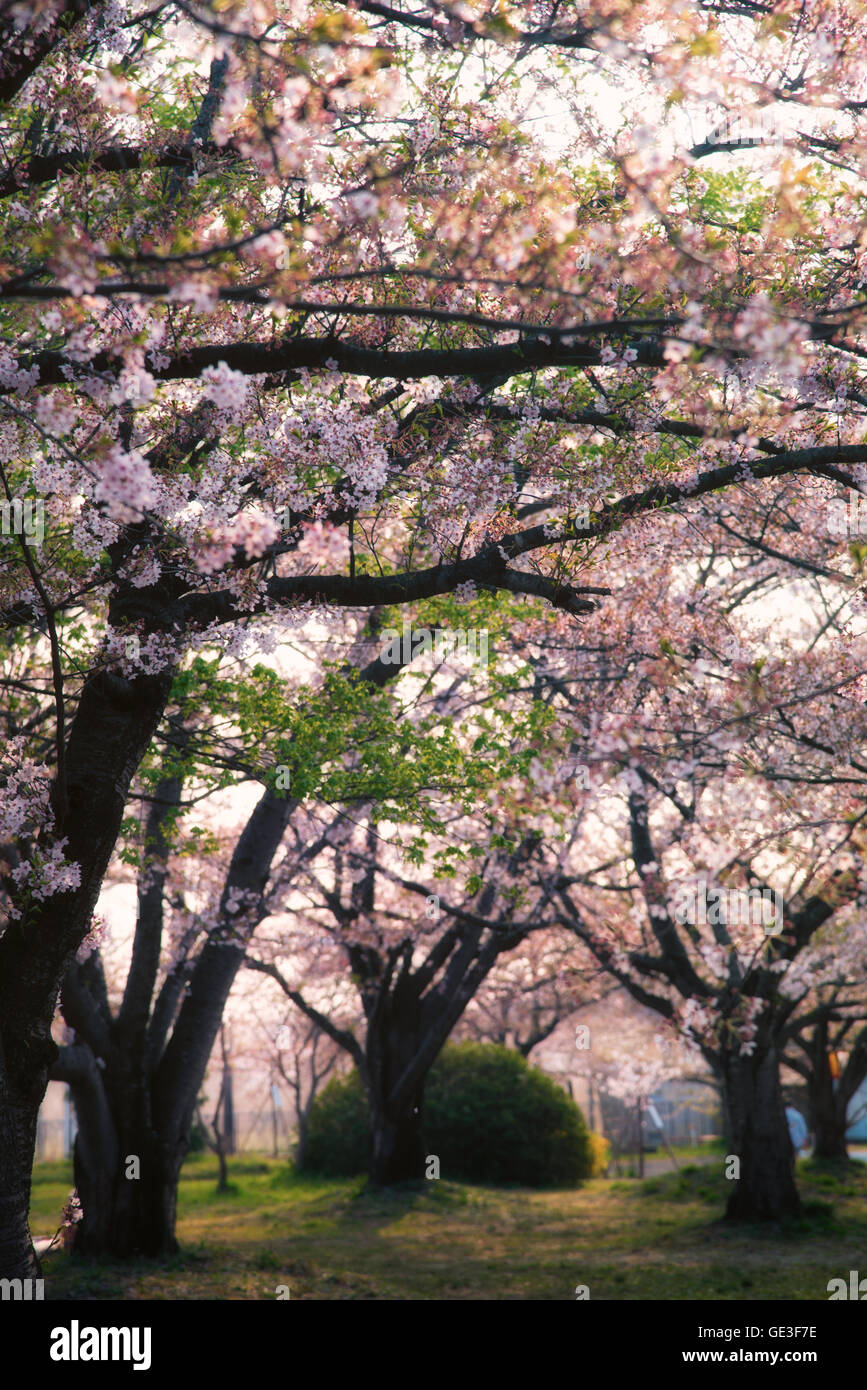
[31,1151,867,1300]
[612,1139,726,1162]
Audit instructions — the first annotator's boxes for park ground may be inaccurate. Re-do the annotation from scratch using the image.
[30,1151,867,1300]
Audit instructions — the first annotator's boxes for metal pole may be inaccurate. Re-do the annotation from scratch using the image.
[637,1096,644,1178]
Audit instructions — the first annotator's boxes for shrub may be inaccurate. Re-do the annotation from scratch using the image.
[302,1042,593,1186]
[302,1071,371,1177]
[587,1130,611,1177]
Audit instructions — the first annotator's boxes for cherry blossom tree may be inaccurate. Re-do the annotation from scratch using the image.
[535,615,867,1221]
[3,0,867,1275]
[780,932,867,1162]
[550,792,864,1216]
[44,650,383,1255]
[246,817,570,1184]
[271,1019,346,1167]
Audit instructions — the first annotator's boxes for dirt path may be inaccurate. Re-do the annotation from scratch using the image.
[614,1145,867,1178]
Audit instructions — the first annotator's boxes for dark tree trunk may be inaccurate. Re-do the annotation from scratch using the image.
[0,663,175,1278]
[221,1066,235,1156]
[350,887,507,1187]
[295,1098,314,1170]
[799,1020,862,1163]
[76,1136,183,1258]
[369,1087,425,1185]
[60,1041,186,1257]
[112,1146,183,1257]
[809,1063,849,1161]
[50,785,293,1260]
[364,978,428,1185]
[65,1045,118,1255]
[66,1020,234,1252]
[0,1102,40,1278]
[215,1145,229,1193]
[722,1044,801,1222]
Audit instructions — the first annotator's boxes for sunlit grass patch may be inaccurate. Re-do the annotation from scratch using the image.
[31,1150,867,1300]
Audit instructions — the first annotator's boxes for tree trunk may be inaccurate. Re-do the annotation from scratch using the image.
[809,1063,849,1161]
[0,660,175,1277]
[0,1102,40,1278]
[66,1048,118,1255]
[215,1143,229,1194]
[357,915,505,1187]
[55,1039,187,1257]
[722,1044,801,1222]
[369,1089,425,1185]
[799,1021,855,1162]
[295,1098,313,1170]
[42,787,293,1263]
[70,1084,185,1256]
[76,1139,183,1258]
[364,988,428,1186]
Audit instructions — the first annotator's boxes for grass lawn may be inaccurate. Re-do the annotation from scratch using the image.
[30,1151,867,1300]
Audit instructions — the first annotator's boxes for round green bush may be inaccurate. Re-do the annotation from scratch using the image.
[302,1042,593,1186]
[302,1070,371,1177]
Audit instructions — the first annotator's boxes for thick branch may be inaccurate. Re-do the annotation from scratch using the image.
[0,141,238,201]
[356,1,592,49]
[9,334,670,391]
[182,559,602,629]
[116,756,186,1045]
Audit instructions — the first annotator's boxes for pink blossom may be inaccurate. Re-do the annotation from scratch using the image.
[94,445,157,522]
[200,361,249,421]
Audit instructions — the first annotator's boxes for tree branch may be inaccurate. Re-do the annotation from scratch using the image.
[244,957,365,1068]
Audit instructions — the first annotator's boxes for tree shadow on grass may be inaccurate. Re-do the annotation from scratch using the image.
[619,1162,867,1248]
